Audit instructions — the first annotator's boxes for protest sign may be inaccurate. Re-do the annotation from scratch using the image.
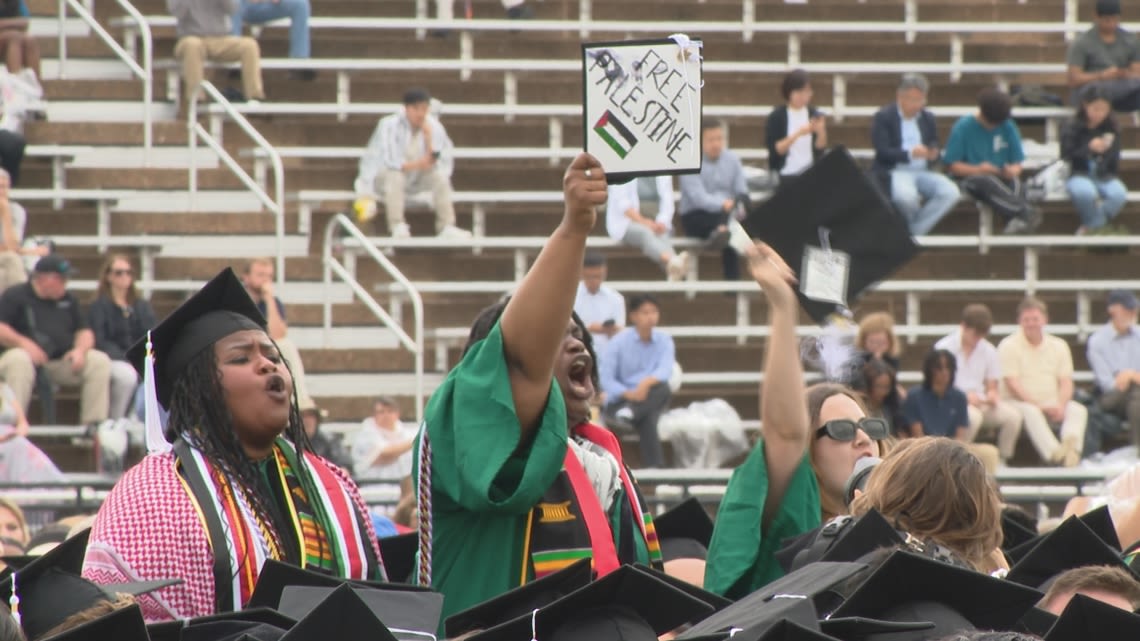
[581,36,703,184]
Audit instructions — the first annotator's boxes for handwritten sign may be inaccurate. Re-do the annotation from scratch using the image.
[581,37,703,184]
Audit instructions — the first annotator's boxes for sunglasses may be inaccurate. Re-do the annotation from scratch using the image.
[815,418,890,442]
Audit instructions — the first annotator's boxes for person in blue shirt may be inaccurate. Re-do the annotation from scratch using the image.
[600,293,675,468]
[679,118,749,280]
[1087,289,1140,446]
[943,87,1042,235]
[902,349,969,440]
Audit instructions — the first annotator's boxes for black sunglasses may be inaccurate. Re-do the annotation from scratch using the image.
[815,418,890,442]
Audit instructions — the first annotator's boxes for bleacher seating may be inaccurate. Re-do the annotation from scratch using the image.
[16,0,1140,476]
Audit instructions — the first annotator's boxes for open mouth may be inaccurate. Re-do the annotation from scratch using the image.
[265,375,288,401]
[566,355,594,400]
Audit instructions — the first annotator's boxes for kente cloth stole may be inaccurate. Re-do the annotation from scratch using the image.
[522,422,663,582]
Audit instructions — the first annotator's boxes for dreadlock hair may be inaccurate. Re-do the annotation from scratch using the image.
[462,298,600,388]
[165,338,315,567]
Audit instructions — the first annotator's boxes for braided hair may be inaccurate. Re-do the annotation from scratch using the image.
[165,340,314,566]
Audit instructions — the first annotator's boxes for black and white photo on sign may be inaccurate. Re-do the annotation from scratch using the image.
[582,36,703,180]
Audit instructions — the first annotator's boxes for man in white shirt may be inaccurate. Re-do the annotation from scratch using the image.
[573,251,626,358]
[605,176,691,281]
[934,303,1022,463]
[349,396,419,481]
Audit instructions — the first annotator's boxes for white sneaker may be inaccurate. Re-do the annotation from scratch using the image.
[438,225,473,239]
[391,223,411,239]
[666,251,691,281]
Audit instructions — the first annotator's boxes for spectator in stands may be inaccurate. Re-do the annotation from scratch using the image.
[0,168,43,291]
[231,0,312,80]
[1066,0,1140,111]
[766,69,827,180]
[600,294,673,468]
[0,378,64,483]
[606,176,691,281]
[998,297,1087,467]
[0,120,23,186]
[853,357,906,438]
[1087,289,1140,447]
[0,496,27,549]
[846,312,904,398]
[902,350,969,440]
[0,256,112,427]
[300,399,351,471]
[871,73,960,236]
[88,254,158,420]
[349,396,417,481]
[943,88,1042,235]
[240,257,312,407]
[1039,565,1140,615]
[167,0,265,103]
[1062,88,1127,235]
[0,0,40,80]
[935,303,1022,465]
[353,88,471,240]
[679,118,749,280]
[572,251,625,358]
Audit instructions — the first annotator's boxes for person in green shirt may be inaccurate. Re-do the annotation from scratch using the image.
[414,153,664,630]
[703,245,889,600]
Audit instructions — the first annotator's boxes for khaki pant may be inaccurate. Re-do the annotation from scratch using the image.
[377,169,456,233]
[0,252,25,292]
[0,347,111,424]
[965,402,1023,462]
[275,337,312,408]
[1008,400,1088,465]
[174,35,264,101]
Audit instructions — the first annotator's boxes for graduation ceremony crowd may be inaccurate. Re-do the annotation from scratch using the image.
[9,2,1140,640]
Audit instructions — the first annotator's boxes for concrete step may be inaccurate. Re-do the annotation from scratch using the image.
[65,146,220,170]
[113,189,265,212]
[45,99,179,123]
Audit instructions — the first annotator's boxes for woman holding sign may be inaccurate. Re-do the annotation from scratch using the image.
[766,69,828,179]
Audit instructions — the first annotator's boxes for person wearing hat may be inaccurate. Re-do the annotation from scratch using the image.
[81,267,385,622]
[299,400,351,471]
[413,154,670,628]
[0,255,114,428]
[1087,289,1140,447]
[1066,0,1140,111]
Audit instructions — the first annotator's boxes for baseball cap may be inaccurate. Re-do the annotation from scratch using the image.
[33,255,75,276]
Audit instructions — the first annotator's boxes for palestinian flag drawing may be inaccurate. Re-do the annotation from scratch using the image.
[594,110,638,159]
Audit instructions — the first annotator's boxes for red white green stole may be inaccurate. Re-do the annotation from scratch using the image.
[521,423,663,583]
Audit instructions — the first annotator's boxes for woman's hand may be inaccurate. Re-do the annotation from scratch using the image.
[744,242,798,308]
[561,153,606,235]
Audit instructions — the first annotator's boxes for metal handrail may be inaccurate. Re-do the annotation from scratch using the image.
[323,214,425,422]
[188,81,285,286]
[58,0,153,155]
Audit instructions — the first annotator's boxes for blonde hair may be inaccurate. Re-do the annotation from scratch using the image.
[850,437,1003,573]
[0,498,28,546]
[38,595,136,639]
[856,312,902,358]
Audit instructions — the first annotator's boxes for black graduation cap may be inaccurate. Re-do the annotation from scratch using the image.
[181,620,289,641]
[279,583,399,641]
[1006,515,1136,590]
[1043,593,1140,641]
[678,562,870,639]
[831,551,1042,641]
[445,557,593,638]
[246,558,426,611]
[37,602,150,641]
[146,607,297,641]
[654,498,715,562]
[631,563,733,613]
[377,532,418,584]
[742,147,920,323]
[1001,509,1040,552]
[814,510,904,569]
[279,585,443,640]
[1016,606,1058,638]
[733,619,843,641]
[467,564,715,641]
[126,267,267,408]
[1005,507,1120,564]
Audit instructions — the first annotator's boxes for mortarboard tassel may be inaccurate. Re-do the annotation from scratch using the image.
[143,331,172,455]
[8,571,18,626]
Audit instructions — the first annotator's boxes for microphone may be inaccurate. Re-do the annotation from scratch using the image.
[844,456,881,506]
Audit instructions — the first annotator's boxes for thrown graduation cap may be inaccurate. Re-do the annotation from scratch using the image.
[146,607,297,641]
[126,267,267,409]
[1006,514,1137,590]
[654,498,715,562]
[1043,593,1140,641]
[831,550,1042,640]
[377,532,418,585]
[742,147,919,324]
[37,602,150,641]
[445,557,593,638]
[247,559,424,611]
[279,583,398,641]
[279,585,443,640]
[468,564,715,641]
[678,562,870,639]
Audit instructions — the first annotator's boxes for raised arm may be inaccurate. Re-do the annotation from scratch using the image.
[743,243,808,527]
[500,154,606,438]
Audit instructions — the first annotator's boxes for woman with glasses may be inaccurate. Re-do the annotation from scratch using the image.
[704,243,890,599]
[87,254,157,420]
